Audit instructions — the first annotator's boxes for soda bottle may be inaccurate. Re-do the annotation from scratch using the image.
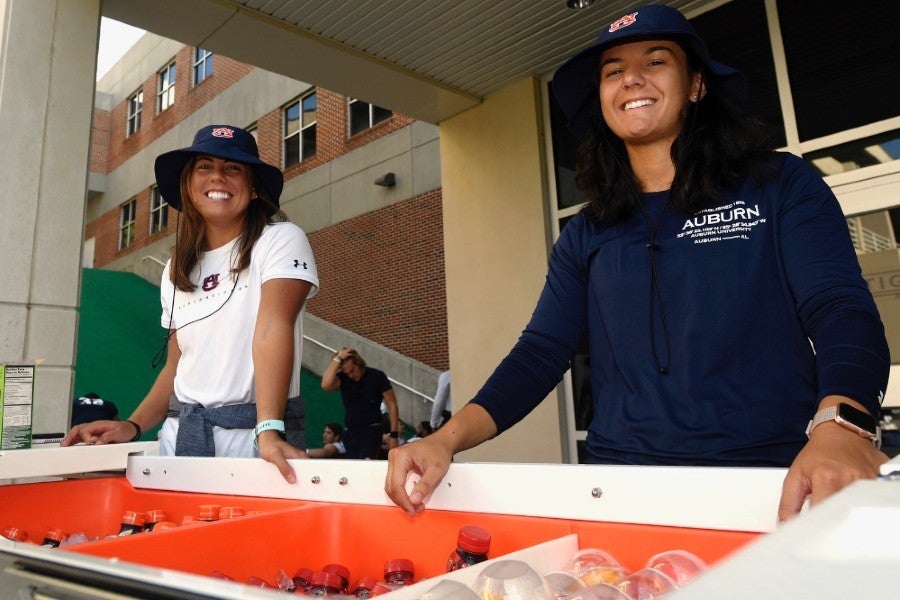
[322,563,350,593]
[306,570,343,596]
[1,527,27,542]
[144,510,168,531]
[383,558,415,586]
[447,525,491,571]
[117,511,147,535]
[350,576,379,598]
[41,528,68,548]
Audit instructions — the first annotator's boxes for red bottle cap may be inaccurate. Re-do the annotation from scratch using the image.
[310,570,343,590]
[43,528,68,543]
[197,504,222,520]
[351,576,379,593]
[371,582,395,596]
[322,562,350,584]
[457,525,491,554]
[150,521,179,532]
[2,527,27,542]
[145,510,167,523]
[292,567,313,586]
[384,558,414,576]
[120,511,147,526]
[218,506,245,519]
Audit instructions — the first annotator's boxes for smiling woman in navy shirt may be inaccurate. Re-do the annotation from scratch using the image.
[385,5,889,523]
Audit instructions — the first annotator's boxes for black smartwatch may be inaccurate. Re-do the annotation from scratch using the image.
[806,403,879,444]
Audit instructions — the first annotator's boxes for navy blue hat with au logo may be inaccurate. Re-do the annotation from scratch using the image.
[154,125,284,214]
[552,4,747,139]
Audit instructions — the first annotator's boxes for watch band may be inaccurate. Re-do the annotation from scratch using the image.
[805,403,878,443]
[253,419,286,449]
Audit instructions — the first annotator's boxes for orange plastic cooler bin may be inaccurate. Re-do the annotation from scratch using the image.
[0,451,783,596]
[62,499,758,587]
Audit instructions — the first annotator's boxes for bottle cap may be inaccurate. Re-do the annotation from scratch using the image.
[197,504,222,520]
[151,521,179,532]
[370,582,395,596]
[310,570,343,590]
[351,576,379,593]
[2,527,27,542]
[44,528,68,542]
[219,506,245,519]
[457,525,491,554]
[120,511,147,526]
[145,510,167,523]
[323,562,350,583]
[292,567,313,586]
[384,558,414,575]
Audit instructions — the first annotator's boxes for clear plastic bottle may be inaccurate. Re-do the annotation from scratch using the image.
[117,511,147,536]
[447,525,491,571]
[306,570,343,596]
[383,558,415,587]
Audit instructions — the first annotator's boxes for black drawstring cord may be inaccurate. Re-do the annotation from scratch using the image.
[637,200,672,375]
[645,241,671,374]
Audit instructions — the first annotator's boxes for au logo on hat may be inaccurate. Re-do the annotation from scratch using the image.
[211,127,235,138]
[609,12,638,33]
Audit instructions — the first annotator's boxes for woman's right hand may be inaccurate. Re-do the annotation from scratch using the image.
[385,434,453,516]
[60,420,138,447]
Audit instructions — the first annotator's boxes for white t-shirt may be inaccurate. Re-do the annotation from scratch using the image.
[157,222,318,456]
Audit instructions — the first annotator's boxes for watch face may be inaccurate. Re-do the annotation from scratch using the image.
[837,403,877,436]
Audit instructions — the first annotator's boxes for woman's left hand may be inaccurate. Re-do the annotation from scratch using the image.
[256,430,309,484]
[778,423,887,523]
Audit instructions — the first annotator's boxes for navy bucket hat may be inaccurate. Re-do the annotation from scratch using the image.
[154,125,284,214]
[552,4,747,139]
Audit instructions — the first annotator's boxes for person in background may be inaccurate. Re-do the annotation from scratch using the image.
[407,421,433,443]
[71,393,118,427]
[430,370,451,430]
[63,125,319,484]
[307,422,347,458]
[322,348,400,459]
[385,5,889,522]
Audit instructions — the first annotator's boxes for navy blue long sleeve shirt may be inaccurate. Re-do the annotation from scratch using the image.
[471,153,889,467]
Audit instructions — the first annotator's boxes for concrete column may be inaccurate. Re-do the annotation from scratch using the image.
[0,0,100,435]
[440,77,566,464]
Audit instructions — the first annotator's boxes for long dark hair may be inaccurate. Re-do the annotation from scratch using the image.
[170,156,287,291]
[575,45,774,226]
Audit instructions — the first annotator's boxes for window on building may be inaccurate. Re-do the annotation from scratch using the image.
[126,89,142,137]
[284,91,317,168]
[157,62,176,113]
[149,187,168,235]
[119,199,136,250]
[348,98,391,136]
[193,48,213,85]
